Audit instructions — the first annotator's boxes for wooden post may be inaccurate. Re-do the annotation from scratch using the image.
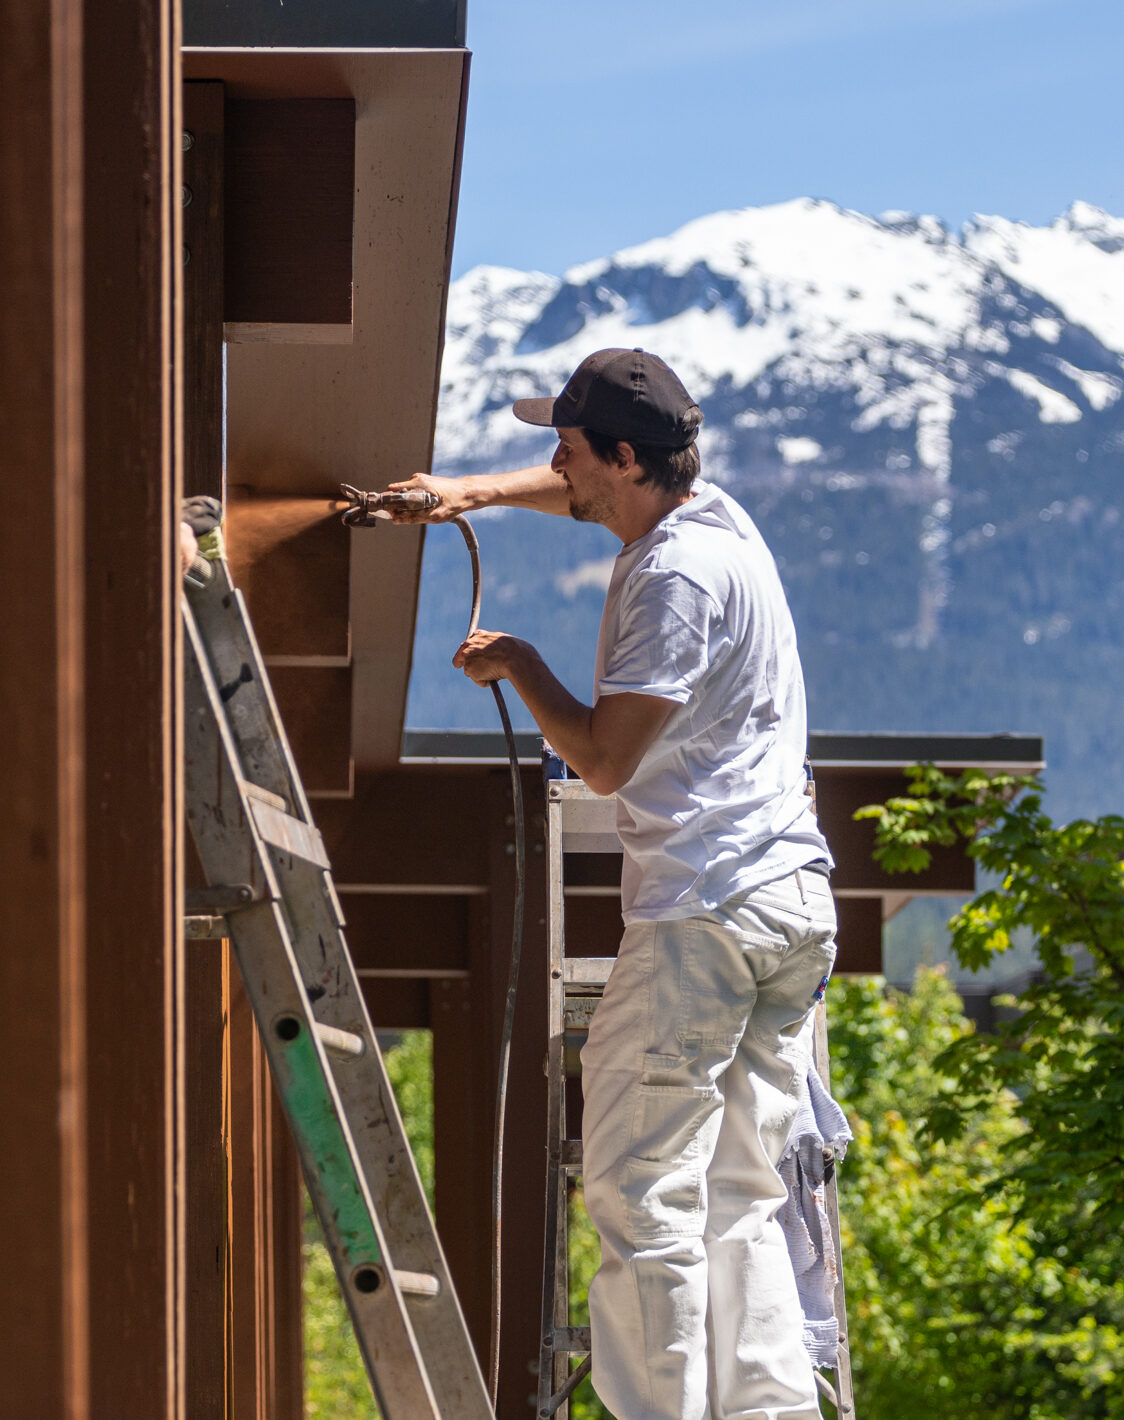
[428,769,551,1416]
[183,81,226,502]
[0,0,87,1414]
[181,80,229,1420]
[80,0,184,1410]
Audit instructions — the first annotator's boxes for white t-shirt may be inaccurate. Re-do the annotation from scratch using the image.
[594,481,832,924]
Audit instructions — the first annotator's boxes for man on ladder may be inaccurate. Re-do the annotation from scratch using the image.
[392,348,838,1420]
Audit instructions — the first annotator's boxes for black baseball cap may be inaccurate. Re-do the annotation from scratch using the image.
[513,348,700,448]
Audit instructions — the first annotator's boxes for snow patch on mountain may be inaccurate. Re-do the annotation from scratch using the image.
[964,204,1124,356]
[430,198,1124,650]
[1001,367,1083,424]
[1044,356,1122,412]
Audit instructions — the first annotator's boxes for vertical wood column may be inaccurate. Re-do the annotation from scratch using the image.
[182,81,225,502]
[81,0,183,1413]
[181,77,228,1419]
[181,76,305,1418]
[432,768,550,1417]
[263,1074,306,1417]
[0,0,87,1414]
[225,936,305,1420]
[185,930,228,1419]
[431,956,494,1364]
[226,975,268,1419]
[494,770,550,1420]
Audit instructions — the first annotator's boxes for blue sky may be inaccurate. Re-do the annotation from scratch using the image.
[451,0,1124,277]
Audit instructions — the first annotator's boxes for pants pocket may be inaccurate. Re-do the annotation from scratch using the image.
[617,1072,720,1243]
[618,1151,706,1243]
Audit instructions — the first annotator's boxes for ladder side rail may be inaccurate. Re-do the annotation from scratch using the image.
[540,779,622,1419]
[183,599,445,1420]
[813,1003,855,1418]
[274,845,495,1419]
[539,790,571,1417]
[186,563,316,826]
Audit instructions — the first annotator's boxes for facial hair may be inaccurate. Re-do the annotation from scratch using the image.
[567,486,616,525]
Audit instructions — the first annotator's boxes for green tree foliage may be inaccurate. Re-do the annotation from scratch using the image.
[303,1217,378,1420]
[830,971,1124,1418]
[856,766,1124,1237]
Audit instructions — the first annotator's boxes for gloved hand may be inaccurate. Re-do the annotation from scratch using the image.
[181,495,225,564]
[181,494,222,537]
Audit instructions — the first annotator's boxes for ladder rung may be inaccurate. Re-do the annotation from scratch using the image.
[314,1022,366,1059]
[249,795,331,869]
[185,915,227,939]
[563,958,614,987]
[394,1268,442,1298]
[564,997,598,1030]
[242,779,288,812]
[559,1139,582,1170]
[550,1326,590,1354]
[551,790,620,853]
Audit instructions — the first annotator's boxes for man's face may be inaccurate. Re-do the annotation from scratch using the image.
[551,427,619,525]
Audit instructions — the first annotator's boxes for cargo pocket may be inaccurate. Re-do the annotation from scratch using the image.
[618,1066,719,1244]
[618,1151,706,1244]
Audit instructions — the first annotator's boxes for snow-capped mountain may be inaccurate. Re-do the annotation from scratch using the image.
[411,200,1124,819]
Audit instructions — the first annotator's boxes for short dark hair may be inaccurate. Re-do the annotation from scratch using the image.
[582,405,703,496]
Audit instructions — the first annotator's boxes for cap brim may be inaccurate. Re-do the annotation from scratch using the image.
[512,397,559,427]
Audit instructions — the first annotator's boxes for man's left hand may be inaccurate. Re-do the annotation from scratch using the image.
[453,629,531,686]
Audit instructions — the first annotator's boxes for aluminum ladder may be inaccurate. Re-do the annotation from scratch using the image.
[182,555,494,1420]
[537,775,855,1419]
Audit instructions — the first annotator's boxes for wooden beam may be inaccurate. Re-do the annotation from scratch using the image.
[360,977,432,1030]
[342,893,471,976]
[80,0,183,1412]
[226,973,266,1418]
[224,98,354,328]
[431,964,492,1361]
[225,496,349,660]
[222,968,307,1420]
[267,664,353,795]
[833,897,886,975]
[181,78,229,1419]
[182,81,225,500]
[181,49,470,767]
[263,1080,305,1418]
[184,942,228,1420]
[317,766,494,887]
[0,0,87,1412]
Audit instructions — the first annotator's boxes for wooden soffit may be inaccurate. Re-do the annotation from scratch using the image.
[182,47,469,774]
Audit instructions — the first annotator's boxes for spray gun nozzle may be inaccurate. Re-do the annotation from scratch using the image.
[339,483,442,526]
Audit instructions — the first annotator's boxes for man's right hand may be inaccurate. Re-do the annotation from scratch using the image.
[384,472,475,523]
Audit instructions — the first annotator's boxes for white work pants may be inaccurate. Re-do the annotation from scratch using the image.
[581,866,837,1420]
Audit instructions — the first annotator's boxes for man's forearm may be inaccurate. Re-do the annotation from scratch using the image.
[464,465,569,517]
[454,633,676,796]
[501,644,600,780]
[388,465,569,521]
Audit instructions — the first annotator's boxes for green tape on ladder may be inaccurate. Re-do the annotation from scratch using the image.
[273,1019,382,1274]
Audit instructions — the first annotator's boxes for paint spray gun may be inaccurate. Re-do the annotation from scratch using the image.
[338,483,442,527]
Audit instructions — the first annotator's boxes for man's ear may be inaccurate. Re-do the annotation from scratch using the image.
[614,440,638,473]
